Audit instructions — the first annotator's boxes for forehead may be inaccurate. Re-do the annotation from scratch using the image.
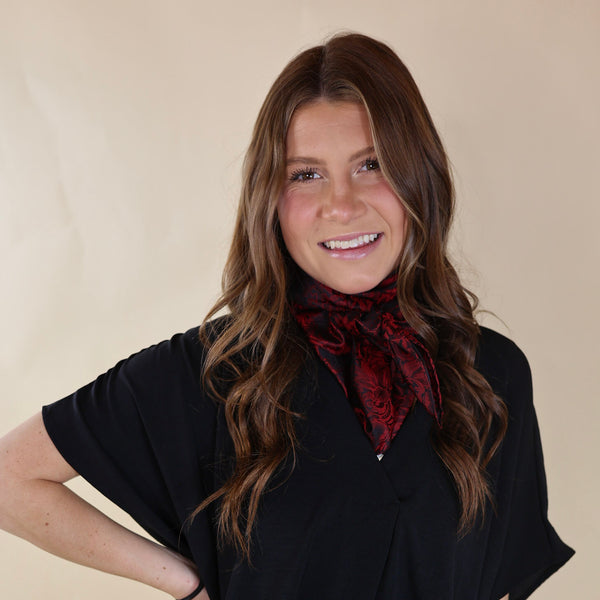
[286,100,373,155]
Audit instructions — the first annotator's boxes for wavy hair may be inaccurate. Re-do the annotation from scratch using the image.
[193,32,508,556]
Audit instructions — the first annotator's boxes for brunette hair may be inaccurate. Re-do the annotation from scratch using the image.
[194,32,508,556]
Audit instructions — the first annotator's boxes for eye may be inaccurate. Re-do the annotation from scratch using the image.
[288,167,321,182]
[358,157,380,172]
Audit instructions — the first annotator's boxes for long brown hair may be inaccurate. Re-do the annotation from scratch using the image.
[193,32,508,556]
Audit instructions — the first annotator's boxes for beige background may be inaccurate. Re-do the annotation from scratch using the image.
[1,1,597,598]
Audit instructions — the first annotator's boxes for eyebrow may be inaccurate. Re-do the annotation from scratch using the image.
[286,145,376,165]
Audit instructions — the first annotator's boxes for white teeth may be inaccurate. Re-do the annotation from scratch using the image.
[323,233,380,250]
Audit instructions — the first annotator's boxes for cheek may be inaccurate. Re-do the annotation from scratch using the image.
[278,191,316,239]
[373,184,407,234]
[277,195,296,246]
[377,190,409,260]
[277,195,306,261]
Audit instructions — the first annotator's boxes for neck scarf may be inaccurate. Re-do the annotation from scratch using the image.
[289,272,443,454]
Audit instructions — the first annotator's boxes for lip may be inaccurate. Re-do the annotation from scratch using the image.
[319,232,383,259]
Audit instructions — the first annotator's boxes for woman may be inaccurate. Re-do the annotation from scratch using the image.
[0,33,573,600]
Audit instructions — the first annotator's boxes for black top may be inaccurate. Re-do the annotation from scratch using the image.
[42,324,573,599]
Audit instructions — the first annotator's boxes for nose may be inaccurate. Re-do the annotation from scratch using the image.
[320,179,366,223]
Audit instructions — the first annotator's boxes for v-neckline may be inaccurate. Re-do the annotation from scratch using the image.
[299,356,439,503]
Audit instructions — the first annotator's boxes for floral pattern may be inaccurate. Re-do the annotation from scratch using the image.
[290,272,443,454]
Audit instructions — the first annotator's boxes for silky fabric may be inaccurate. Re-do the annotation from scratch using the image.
[42,324,574,599]
[290,272,442,454]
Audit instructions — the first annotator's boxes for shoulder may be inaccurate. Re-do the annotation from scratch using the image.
[84,324,220,421]
[476,327,530,374]
[121,325,204,382]
[475,326,533,414]
[123,316,231,378]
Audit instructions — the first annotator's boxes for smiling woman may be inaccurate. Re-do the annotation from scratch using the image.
[279,101,407,294]
[0,32,573,600]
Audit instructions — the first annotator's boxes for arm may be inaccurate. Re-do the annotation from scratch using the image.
[0,412,205,599]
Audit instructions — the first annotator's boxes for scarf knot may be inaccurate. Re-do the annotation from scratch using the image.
[290,272,443,454]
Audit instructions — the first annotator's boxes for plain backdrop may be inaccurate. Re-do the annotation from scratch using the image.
[0,1,597,598]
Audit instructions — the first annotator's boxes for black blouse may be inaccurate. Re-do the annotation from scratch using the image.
[42,324,573,599]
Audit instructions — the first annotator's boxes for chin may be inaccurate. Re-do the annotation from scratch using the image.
[321,274,387,295]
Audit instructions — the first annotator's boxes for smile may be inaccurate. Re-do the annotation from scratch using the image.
[321,233,381,250]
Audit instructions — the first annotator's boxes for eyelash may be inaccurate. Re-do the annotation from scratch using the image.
[288,157,380,182]
[288,167,318,182]
[361,157,380,172]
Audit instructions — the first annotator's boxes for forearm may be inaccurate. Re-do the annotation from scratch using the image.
[0,477,200,598]
[0,413,201,599]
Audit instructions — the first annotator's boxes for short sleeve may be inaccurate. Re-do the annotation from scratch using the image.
[41,327,218,558]
[482,331,574,599]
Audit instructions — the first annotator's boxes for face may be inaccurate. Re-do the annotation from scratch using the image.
[278,100,407,295]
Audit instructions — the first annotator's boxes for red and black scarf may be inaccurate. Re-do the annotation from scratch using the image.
[289,272,443,454]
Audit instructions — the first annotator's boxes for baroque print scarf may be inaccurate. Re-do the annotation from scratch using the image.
[289,272,443,454]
